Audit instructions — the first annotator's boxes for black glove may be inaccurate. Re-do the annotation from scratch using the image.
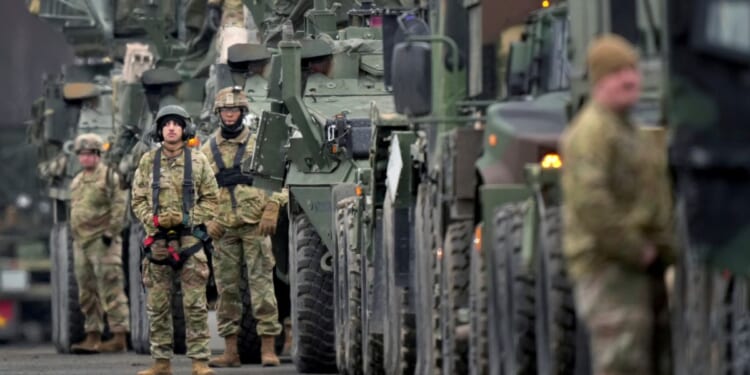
[207,4,222,33]
[102,235,113,247]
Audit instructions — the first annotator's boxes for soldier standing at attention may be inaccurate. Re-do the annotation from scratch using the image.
[561,35,674,375]
[201,87,286,368]
[131,105,219,375]
[69,133,130,354]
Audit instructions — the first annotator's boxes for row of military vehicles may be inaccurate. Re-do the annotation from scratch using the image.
[26,0,750,374]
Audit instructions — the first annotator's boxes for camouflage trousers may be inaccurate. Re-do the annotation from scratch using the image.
[215,224,281,337]
[574,263,654,375]
[73,236,130,334]
[142,236,211,359]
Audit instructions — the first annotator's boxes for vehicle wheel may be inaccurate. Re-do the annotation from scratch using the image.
[535,207,577,375]
[382,195,417,375]
[488,204,536,375]
[50,223,85,354]
[469,222,488,375]
[365,210,386,375]
[334,196,364,374]
[414,184,441,375]
[290,212,337,373]
[440,221,472,375]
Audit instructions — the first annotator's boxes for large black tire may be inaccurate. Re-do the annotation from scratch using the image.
[469,222,488,375]
[290,212,337,373]
[534,207,577,375]
[127,223,187,355]
[414,184,441,375]
[440,221,472,375]
[50,223,85,354]
[365,210,386,375]
[334,195,364,375]
[382,196,416,375]
[488,204,537,375]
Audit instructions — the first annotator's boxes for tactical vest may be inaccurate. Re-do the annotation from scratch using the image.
[209,132,254,209]
[144,147,211,270]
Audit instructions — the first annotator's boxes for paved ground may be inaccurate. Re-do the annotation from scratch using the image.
[0,344,300,375]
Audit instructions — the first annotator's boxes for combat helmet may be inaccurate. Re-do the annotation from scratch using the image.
[214,86,249,113]
[214,86,248,135]
[154,104,195,142]
[74,133,104,154]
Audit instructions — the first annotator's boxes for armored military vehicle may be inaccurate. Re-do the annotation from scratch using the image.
[331,0,667,374]
[665,0,750,373]
[241,1,404,372]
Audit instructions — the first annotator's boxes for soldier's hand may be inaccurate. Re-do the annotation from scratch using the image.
[206,220,226,240]
[259,201,280,236]
[102,235,113,247]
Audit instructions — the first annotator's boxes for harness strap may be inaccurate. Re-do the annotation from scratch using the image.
[151,148,162,228]
[182,148,194,226]
[151,147,194,228]
[209,131,253,210]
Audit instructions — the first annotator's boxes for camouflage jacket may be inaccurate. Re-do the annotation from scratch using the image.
[201,126,287,228]
[131,146,219,235]
[561,102,674,279]
[70,164,127,244]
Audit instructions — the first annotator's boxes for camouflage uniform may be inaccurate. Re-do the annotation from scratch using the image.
[561,36,673,375]
[70,164,130,335]
[131,132,219,362]
[201,125,286,339]
[202,87,287,367]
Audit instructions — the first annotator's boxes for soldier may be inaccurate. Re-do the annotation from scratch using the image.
[561,35,674,375]
[131,105,219,375]
[69,133,130,354]
[201,87,286,368]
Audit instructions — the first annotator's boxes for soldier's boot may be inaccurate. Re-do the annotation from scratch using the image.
[261,335,280,367]
[281,318,292,356]
[136,359,171,375]
[98,332,127,353]
[191,359,216,375]
[70,331,101,354]
[208,335,240,367]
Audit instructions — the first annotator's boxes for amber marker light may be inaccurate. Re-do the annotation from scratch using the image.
[541,153,562,169]
[473,225,482,253]
[542,0,550,8]
[187,137,201,148]
[488,134,498,147]
[355,185,363,197]
[102,142,111,152]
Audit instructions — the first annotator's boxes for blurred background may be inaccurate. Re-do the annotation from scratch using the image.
[0,0,72,345]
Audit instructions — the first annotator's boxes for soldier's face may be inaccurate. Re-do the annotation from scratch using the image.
[162,120,184,143]
[77,151,99,170]
[220,107,242,126]
[597,67,642,111]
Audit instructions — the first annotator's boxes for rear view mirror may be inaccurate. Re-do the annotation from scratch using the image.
[392,41,432,116]
[506,41,532,96]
